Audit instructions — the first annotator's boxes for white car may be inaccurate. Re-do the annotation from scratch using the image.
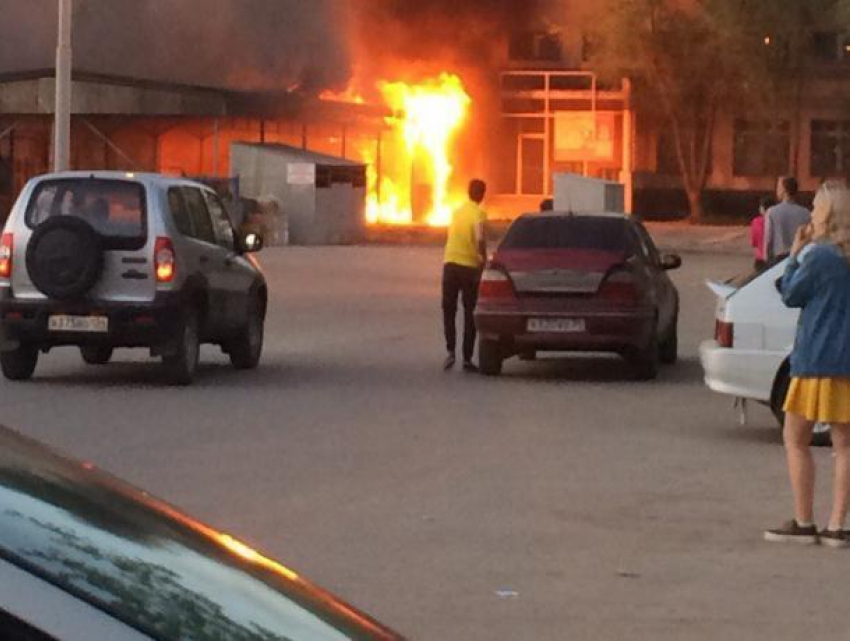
[699,259,832,446]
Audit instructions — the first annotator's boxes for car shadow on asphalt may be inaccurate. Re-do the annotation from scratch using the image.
[17,352,707,391]
[492,354,705,385]
[719,424,782,445]
[19,360,292,391]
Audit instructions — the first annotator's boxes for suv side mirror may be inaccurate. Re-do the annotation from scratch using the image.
[238,230,264,254]
[660,254,682,270]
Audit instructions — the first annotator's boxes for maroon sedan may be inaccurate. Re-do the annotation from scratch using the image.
[475,212,681,378]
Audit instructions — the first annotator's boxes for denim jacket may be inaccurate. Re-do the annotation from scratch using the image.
[780,242,850,377]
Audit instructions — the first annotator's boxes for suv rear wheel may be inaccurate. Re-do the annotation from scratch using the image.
[162,308,200,386]
[80,345,113,365]
[228,297,264,370]
[1,344,38,381]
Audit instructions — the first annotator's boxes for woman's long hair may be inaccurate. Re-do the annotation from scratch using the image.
[813,180,850,261]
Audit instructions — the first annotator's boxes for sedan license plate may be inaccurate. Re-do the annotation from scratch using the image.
[48,315,109,333]
[527,318,585,333]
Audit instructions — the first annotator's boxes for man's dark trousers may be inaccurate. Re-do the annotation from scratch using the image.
[442,262,481,362]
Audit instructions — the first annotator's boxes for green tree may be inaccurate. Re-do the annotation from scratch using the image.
[749,0,850,176]
[587,0,850,221]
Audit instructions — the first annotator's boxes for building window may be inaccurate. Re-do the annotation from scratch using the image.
[811,120,850,177]
[509,31,563,63]
[0,157,11,196]
[808,31,850,62]
[733,120,790,177]
[811,31,841,61]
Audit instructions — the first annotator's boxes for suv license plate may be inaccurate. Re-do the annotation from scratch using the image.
[527,318,585,333]
[48,315,109,333]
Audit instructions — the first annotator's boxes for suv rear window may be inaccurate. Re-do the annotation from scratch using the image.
[500,215,632,252]
[25,179,147,250]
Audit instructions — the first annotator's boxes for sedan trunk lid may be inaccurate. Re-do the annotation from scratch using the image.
[496,248,628,295]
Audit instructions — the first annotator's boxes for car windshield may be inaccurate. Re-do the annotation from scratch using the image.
[0,428,398,641]
[500,216,631,252]
[25,179,147,250]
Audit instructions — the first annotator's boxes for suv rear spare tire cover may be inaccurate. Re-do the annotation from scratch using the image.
[25,217,105,301]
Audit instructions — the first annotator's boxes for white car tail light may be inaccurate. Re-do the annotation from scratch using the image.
[715,319,734,348]
[479,267,515,300]
[0,233,12,279]
[154,237,176,283]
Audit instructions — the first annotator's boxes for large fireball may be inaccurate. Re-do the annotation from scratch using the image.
[363,73,471,227]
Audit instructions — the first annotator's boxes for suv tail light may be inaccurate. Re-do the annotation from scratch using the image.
[599,269,638,304]
[479,267,515,300]
[0,233,12,279]
[715,319,734,348]
[154,237,176,283]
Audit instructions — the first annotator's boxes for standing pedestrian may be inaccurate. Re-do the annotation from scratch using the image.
[751,196,774,272]
[764,176,811,265]
[442,179,487,372]
[765,181,850,548]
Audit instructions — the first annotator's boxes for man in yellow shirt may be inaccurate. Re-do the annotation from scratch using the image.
[443,179,488,372]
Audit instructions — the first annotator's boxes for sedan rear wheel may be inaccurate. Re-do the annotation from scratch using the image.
[479,339,503,377]
[659,313,678,365]
[631,331,659,381]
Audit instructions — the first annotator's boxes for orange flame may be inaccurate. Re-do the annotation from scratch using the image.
[364,73,471,226]
[319,86,366,104]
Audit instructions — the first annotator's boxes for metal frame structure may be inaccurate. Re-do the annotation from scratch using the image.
[500,70,633,210]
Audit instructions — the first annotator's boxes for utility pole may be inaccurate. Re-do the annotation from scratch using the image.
[54,0,72,172]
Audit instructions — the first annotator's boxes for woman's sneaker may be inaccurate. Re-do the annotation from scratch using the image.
[818,529,849,549]
[764,520,819,545]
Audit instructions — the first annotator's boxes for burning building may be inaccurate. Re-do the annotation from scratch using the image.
[4,0,842,228]
[0,69,388,229]
[348,0,850,219]
[0,1,644,230]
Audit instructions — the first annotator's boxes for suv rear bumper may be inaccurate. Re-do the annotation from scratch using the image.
[0,290,186,352]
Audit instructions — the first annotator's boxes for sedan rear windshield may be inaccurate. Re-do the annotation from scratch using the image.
[25,179,147,250]
[500,216,632,253]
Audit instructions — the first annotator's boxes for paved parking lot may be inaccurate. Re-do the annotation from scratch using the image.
[1,246,847,640]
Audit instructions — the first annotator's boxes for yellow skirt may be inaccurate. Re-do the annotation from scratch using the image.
[784,377,850,424]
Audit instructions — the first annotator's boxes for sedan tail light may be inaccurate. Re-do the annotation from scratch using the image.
[0,233,12,279]
[715,319,734,348]
[154,237,176,284]
[598,269,638,304]
[479,267,515,300]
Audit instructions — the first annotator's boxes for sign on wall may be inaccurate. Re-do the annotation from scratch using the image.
[554,112,617,163]
[287,163,316,185]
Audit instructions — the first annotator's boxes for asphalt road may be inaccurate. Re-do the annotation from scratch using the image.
[1,247,847,641]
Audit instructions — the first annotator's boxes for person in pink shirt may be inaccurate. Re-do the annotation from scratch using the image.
[752,196,774,272]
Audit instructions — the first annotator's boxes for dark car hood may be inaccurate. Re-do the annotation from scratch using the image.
[0,425,403,641]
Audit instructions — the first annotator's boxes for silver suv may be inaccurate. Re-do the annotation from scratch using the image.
[0,171,267,385]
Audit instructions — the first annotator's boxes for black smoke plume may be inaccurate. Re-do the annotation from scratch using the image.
[0,0,351,91]
[352,0,546,77]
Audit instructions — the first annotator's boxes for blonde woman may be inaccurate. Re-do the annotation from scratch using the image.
[765,181,850,548]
